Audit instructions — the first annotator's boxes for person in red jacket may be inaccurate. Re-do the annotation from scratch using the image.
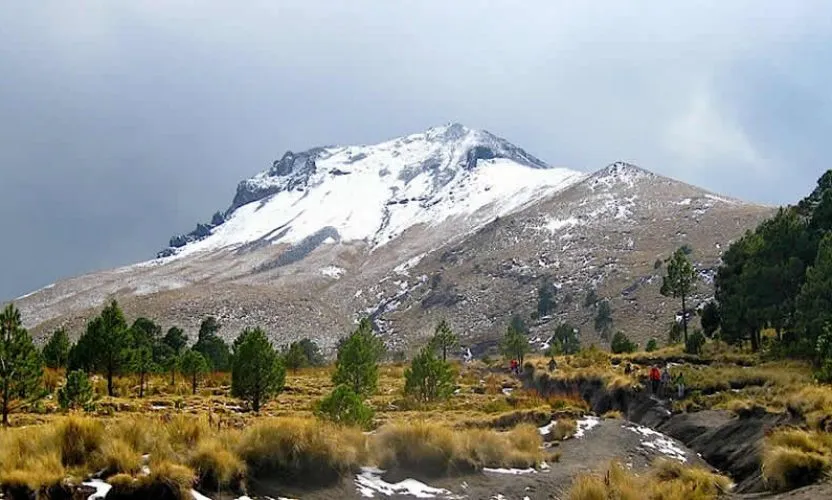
[649,365,661,395]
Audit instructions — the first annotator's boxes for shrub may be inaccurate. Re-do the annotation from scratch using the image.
[404,347,455,404]
[94,439,143,477]
[645,338,658,352]
[58,370,95,411]
[763,428,832,491]
[315,385,375,429]
[685,330,706,355]
[611,332,637,354]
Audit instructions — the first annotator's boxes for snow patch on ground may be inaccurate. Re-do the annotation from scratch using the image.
[624,424,688,462]
[84,480,111,500]
[320,266,346,278]
[574,416,601,439]
[705,193,739,205]
[356,467,461,498]
[677,198,692,206]
[545,217,580,232]
[483,467,537,475]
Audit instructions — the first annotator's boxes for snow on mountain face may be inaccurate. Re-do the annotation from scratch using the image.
[160,123,585,260]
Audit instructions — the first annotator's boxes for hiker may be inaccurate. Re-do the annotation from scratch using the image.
[661,365,671,398]
[510,359,518,374]
[649,365,661,395]
[674,370,685,399]
[548,357,557,372]
[624,362,632,376]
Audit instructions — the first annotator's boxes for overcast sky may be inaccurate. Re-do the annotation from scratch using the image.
[1,1,831,301]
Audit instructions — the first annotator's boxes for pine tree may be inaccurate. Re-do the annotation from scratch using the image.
[594,300,613,340]
[231,328,286,411]
[42,328,70,369]
[429,320,458,362]
[332,318,384,397]
[661,247,697,343]
[88,299,131,397]
[796,234,832,364]
[163,326,188,354]
[551,323,580,355]
[193,317,230,371]
[611,332,637,354]
[132,345,154,398]
[537,280,556,318]
[161,326,187,384]
[404,346,455,404]
[180,349,209,395]
[283,341,308,372]
[58,370,94,411]
[501,324,529,366]
[0,303,43,426]
[297,338,324,366]
[700,301,720,338]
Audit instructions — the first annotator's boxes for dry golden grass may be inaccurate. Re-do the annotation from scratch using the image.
[189,438,246,491]
[107,461,195,499]
[762,428,832,491]
[235,417,368,483]
[373,420,542,476]
[568,459,731,500]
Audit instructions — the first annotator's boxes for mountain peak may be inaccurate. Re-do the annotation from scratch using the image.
[157,125,583,259]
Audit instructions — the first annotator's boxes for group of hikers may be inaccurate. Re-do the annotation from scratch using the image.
[645,362,684,399]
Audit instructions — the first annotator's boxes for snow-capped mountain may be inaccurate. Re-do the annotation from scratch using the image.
[158,123,584,260]
[11,124,775,355]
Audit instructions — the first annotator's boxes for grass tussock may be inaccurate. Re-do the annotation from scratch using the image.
[189,438,246,492]
[568,460,731,500]
[107,461,195,500]
[373,421,542,477]
[235,417,368,484]
[763,428,832,491]
[548,418,577,441]
[58,416,104,467]
[95,439,143,477]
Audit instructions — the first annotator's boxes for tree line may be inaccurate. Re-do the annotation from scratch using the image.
[708,170,832,376]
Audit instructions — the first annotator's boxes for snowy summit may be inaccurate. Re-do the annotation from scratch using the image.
[158,123,585,259]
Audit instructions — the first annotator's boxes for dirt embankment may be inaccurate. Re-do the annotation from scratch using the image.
[521,369,800,494]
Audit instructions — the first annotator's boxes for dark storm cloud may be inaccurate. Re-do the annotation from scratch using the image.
[1,1,831,300]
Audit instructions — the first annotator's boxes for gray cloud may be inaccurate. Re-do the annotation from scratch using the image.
[1,1,831,300]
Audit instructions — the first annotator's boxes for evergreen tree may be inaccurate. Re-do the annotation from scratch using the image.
[537,279,556,318]
[297,338,324,366]
[193,317,230,371]
[429,319,458,362]
[314,385,374,429]
[661,247,697,343]
[180,349,209,395]
[161,326,187,384]
[610,332,637,354]
[404,346,455,404]
[332,318,384,397]
[551,323,580,355]
[231,328,286,411]
[42,328,70,369]
[130,317,161,346]
[501,324,529,366]
[88,299,132,397]
[584,288,599,308]
[646,338,659,352]
[594,299,613,340]
[0,303,43,426]
[510,314,528,335]
[283,341,308,372]
[58,370,94,411]
[163,326,188,354]
[700,302,721,338]
[67,332,95,374]
[796,233,832,363]
[131,344,154,398]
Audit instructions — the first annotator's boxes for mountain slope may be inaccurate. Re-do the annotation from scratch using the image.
[11,125,775,354]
